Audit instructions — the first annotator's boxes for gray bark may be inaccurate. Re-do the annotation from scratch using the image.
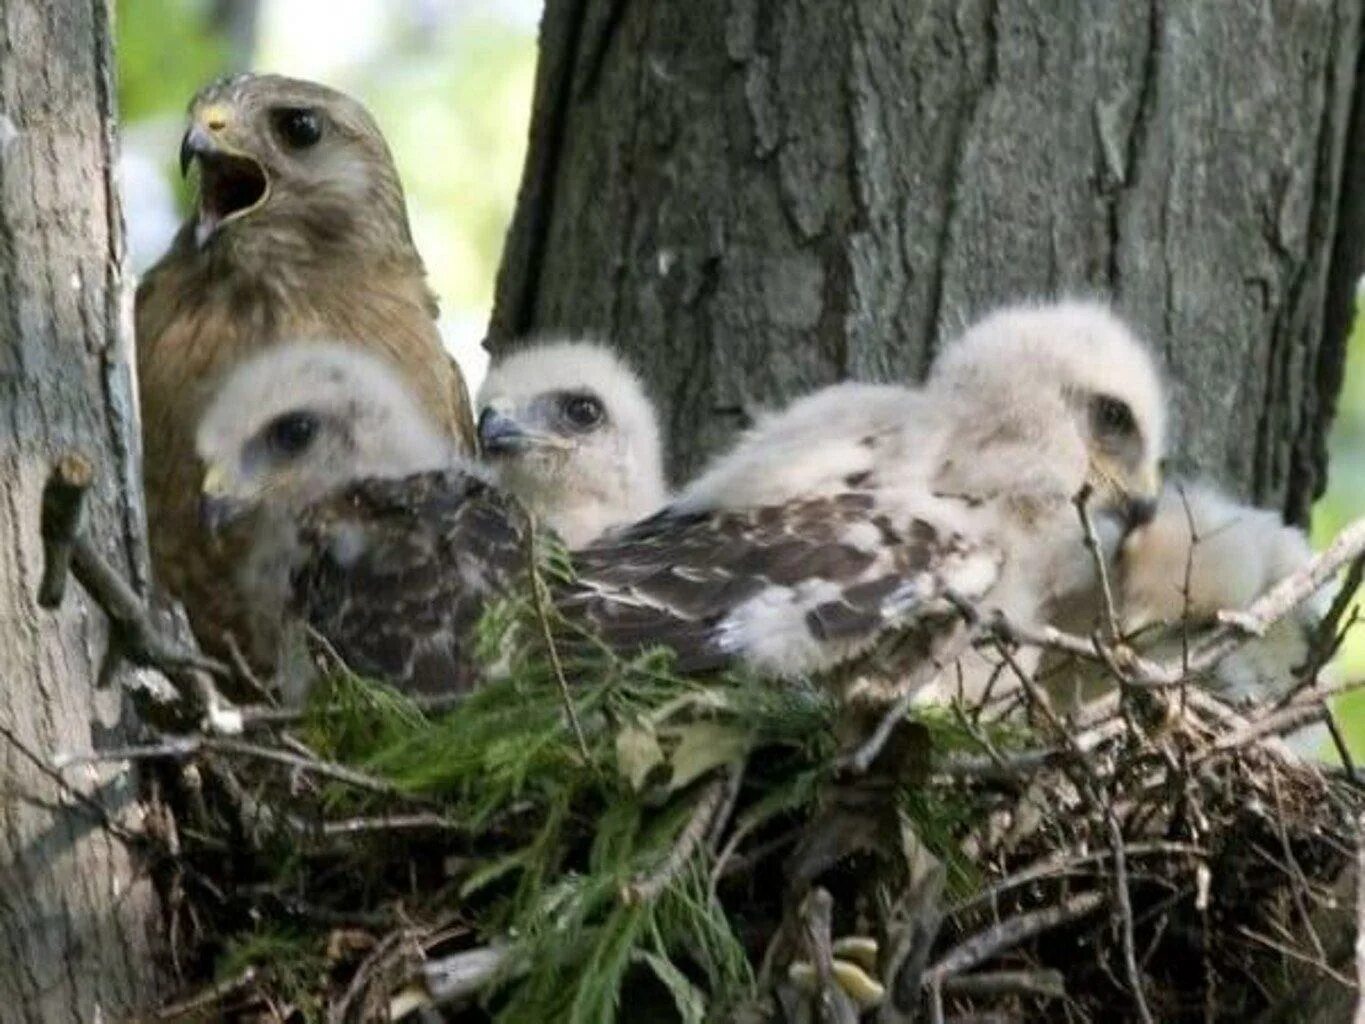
[490,0,1365,526]
[0,1,163,1020]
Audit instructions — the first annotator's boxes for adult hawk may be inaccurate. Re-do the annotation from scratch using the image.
[137,73,474,673]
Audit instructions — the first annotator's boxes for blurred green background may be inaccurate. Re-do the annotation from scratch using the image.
[115,0,1365,747]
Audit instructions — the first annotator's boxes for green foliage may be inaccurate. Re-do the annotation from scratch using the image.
[1320,296,1365,755]
[116,0,226,121]
[347,15,537,313]
[286,590,833,1022]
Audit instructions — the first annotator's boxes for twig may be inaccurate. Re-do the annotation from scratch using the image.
[424,944,511,1005]
[524,517,590,761]
[623,775,727,904]
[222,632,274,704]
[993,637,1154,1023]
[1171,514,1365,682]
[935,716,1128,783]
[713,830,800,882]
[924,891,1106,982]
[54,734,407,798]
[940,969,1066,999]
[792,887,859,1024]
[143,966,259,1021]
[1107,810,1155,1024]
[1208,703,1328,756]
[331,929,413,1024]
[997,514,1365,690]
[1328,708,1360,784]
[1235,924,1358,991]
[1297,553,1364,697]
[37,451,93,608]
[319,812,463,837]
[1073,485,1122,643]
[989,612,1173,688]
[839,618,979,774]
[950,841,1208,915]
[706,761,746,852]
[1269,770,1327,962]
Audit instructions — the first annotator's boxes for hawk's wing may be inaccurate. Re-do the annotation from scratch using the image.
[559,491,1003,677]
[293,470,526,694]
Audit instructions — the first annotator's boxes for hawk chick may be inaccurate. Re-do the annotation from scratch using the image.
[477,341,667,545]
[195,342,467,697]
[908,299,1168,704]
[1119,481,1328,700]
[575,299,1167,681]
[138,73,474,668]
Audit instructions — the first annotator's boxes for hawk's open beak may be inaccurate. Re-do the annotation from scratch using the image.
[478,408,558,455]
[199,463,251,535]
[179,104,269,247]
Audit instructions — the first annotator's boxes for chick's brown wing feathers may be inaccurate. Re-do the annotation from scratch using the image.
[293,471,525,693]
[558,493,998,675]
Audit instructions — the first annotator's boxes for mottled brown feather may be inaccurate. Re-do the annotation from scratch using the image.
[291,471,523,693]
[274,474,996,693]
[561,493,987,673]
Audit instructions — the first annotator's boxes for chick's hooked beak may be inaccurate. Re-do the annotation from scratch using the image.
[1123,463,1162,529]
[199,462,253,536]
[478,408,563,456]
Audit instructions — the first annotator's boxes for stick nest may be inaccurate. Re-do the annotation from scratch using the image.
[130,629,1362,1024]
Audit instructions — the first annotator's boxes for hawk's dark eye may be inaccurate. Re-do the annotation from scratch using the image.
[561,393,604,429]
[1093,395,1136,436]
[264,412,319,456]
[272,107,323,149]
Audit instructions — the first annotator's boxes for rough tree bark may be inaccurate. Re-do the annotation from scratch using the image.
[490,0,1365,528]
[0,1,163,1020]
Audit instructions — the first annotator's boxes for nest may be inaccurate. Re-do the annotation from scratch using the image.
[113,636,1360,1024]
[28,458,1365,1024]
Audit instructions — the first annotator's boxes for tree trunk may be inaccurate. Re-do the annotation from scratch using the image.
[490,0,1365,527]
[0,1,163,1019]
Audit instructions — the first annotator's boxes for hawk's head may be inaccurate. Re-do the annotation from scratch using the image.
[929,299,1166,533]
[195,341,455,531]
[178,74,413,256]
[475,341,667,546]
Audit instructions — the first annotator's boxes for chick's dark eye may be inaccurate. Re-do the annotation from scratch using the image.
[1094,395,1136,435]
[265,412,319,456]
[562,393,603,429]
[272,107,323,149]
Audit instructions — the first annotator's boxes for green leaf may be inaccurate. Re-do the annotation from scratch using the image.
[616,720,666,792]
[662,721,750,792]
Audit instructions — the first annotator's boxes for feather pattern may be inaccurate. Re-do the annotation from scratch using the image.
[292,471,527,694]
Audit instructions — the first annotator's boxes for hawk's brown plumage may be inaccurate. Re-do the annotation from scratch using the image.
[137,74,474,666]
